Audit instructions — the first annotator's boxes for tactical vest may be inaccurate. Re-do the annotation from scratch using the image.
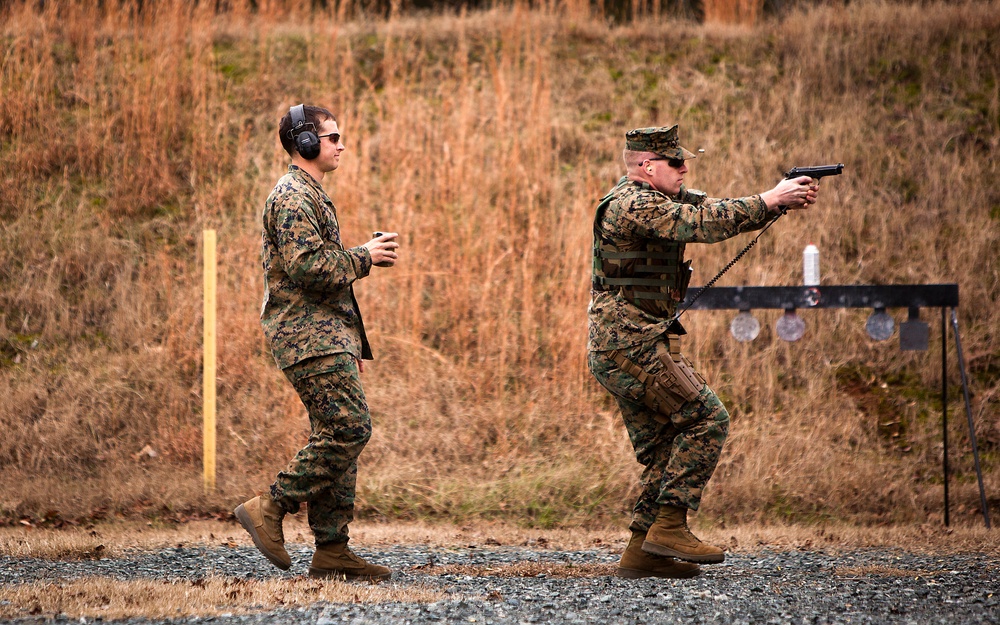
[592,183,693,319]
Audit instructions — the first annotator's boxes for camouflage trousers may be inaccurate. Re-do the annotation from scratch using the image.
[270,352,372,546]
[588,337,729,532]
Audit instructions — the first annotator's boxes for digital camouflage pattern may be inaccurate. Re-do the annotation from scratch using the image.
[270,353,372,545]
[592,188,691,319]
[588,163,774,528]
[588,345,729,530]
[261,165,373,370]
[588,176,772,351]
[625,125,697,161]
[261,165,375,546]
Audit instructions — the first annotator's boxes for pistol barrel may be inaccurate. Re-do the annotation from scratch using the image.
[785,163,844,179]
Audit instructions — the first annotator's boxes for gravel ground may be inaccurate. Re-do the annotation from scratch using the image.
[1,542,998,624]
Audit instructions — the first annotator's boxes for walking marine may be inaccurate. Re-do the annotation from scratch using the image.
[234,104,399,581]
[588,125,820,578]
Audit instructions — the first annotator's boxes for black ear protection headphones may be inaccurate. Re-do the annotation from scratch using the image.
[287,104,320,160]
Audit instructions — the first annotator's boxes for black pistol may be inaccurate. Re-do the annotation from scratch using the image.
[776,163,843,214]
[784,163,844,180]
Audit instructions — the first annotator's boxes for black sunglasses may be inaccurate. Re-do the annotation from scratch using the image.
[648,157,685,169]
[317,132,341,144]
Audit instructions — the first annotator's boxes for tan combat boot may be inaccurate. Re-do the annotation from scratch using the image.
[617,530,701,579]
[234,494,291,570]
[642,505,725,564]
[309,542,392,581]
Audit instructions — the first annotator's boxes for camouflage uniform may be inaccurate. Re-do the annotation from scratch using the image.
[261,165,374,545]
[588,127,775,533]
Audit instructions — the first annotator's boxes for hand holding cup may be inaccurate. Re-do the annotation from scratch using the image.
[367,231,399,268]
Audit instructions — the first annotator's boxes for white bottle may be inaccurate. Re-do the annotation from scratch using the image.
[803,244,820,286]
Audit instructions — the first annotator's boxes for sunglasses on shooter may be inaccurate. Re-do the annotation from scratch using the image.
[648,156,686,169]
[317,132,341,144]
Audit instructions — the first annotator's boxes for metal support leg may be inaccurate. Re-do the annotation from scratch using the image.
[950,310,992,529]
[942,308,949,526]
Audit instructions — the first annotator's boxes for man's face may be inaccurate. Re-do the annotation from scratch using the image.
[314,119,345,172]
[647,155,689,196]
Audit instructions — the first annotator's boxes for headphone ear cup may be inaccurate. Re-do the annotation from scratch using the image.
[295,130,320,160]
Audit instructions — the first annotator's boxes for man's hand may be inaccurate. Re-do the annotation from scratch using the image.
[760,176,820,213]
[364,232,400,267]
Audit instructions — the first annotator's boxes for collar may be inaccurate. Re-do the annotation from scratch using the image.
[288,164,329,199]
[625,175,657,193]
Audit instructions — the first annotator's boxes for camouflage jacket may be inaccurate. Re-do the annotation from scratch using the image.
[588,176,773,352]
[261,165,373,370]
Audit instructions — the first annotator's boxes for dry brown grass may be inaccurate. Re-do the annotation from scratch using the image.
[704,0,764,24]
[4,518,998,560]
[1,0,998,530]
[0,575,443,621]
[712,521,1000,555]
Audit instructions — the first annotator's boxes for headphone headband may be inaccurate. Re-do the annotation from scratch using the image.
[288,104,315,138]
[287,104,321,160]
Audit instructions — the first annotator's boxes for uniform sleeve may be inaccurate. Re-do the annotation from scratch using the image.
[625,190,772,244]
[270,193,372,291]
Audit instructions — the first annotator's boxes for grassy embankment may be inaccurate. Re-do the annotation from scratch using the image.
[1,0,998,530]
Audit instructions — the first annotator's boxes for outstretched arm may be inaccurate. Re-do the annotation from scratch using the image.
[760,176,819,213]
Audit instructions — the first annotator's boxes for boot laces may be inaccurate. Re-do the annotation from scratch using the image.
[344,547,365,565]
[680,520,700,542]
[264,507,285,543]
[338,546,369,568]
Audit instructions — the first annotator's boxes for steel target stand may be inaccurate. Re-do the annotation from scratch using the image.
[680,283,990,528]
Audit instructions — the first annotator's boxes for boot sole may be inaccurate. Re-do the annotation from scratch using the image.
[234,504,291,571]
[308,566,392,581]
[616,566,701,579]
[641,540,725,564]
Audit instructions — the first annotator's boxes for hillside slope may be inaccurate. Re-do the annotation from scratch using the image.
[1,0,997,527]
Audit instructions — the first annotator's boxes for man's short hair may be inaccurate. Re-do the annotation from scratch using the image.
[279,105,337,157]
[623,149,657,172]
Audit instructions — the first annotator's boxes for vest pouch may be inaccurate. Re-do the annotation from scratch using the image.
[675,260,693,301]
[592,234,687,320]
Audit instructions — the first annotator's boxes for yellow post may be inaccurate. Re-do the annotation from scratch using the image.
[203,229,217,493]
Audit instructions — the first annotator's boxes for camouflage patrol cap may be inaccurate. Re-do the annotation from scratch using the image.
[625,125,697,160]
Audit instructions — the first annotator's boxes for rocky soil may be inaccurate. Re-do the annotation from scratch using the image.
[1,542,998,624]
